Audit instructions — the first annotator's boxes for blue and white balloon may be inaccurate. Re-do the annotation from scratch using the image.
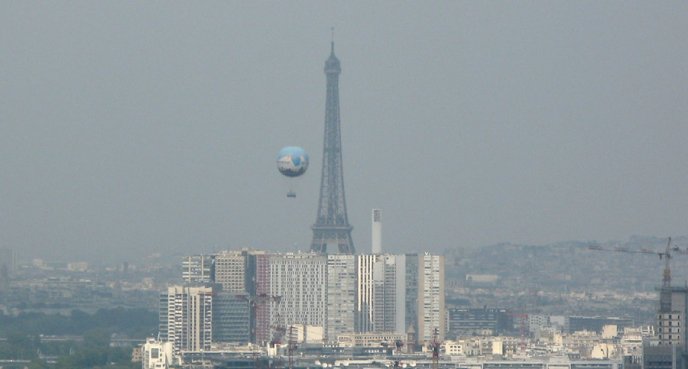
[277,146,309,177]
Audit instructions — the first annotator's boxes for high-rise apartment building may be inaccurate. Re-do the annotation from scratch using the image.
[416,253,445,344]
[253,253,271,344]
[159,285,213,356]
[404,254,419,343]
[355,254,406,334]
[326,254,356,341]
[375,254,403,333]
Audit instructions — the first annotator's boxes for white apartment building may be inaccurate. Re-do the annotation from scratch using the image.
[159,285,213,356]
[355,254,408,334]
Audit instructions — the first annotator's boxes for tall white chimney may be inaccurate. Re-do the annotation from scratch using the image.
[372,209,382,254]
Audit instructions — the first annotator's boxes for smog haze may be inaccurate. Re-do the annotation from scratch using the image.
[1,2,687,262]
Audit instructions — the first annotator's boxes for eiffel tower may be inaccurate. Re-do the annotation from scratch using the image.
[311,42,355,254]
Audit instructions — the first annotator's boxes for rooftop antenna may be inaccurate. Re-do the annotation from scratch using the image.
[331,27,335,53]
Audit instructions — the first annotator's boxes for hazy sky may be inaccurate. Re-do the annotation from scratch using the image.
[2,2,687,263]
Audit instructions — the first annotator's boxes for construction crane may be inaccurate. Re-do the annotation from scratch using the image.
[268,295,287,369]
[237,293,280,369]
[512,312,528,352]
[429,327,441,369]
[588,237,685,288]
[270,295,286,347]
[287,325,298,369]
[237,293,274,344]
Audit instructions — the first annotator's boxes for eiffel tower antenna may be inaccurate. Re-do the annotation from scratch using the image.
[311,41,355,254]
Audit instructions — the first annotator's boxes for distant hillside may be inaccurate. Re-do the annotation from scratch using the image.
[445,235,688,293]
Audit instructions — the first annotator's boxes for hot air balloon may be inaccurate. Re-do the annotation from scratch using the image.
[276,146,309,198]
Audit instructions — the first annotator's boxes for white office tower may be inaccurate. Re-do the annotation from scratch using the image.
[159,285,213,357]
[355,254,406,334]
[326,254,356,341]
[214,250,247,293]
[269,253,327,334]
[141,338,174,369]
[371,209,382,254]
[416,253,445,345]
[181,255,213,284]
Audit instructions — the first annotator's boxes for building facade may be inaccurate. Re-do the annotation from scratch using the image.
[355,254,406,334]
[212,292,251,343]
[269,253,327,334]
[657,287,688,349]
[447,307,512,338]
[214,250,248,293]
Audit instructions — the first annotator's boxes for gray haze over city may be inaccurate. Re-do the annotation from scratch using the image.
[1,2,687,263]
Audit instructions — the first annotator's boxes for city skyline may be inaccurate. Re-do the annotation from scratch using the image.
[1,2,687,263]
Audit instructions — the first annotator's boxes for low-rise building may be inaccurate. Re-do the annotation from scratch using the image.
[141,338,174,369]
